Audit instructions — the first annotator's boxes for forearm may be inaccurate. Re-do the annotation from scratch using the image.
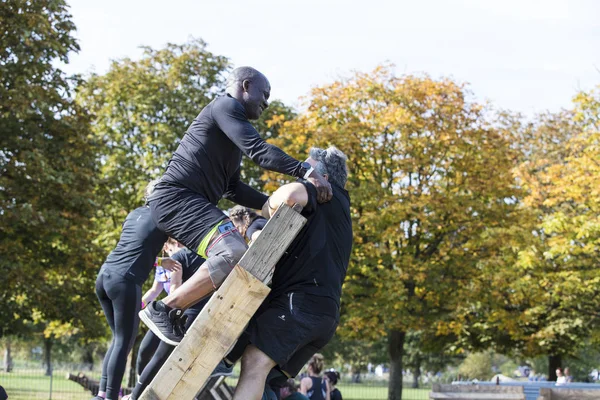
[142,286,162,305]
[170,272,183,293]
[224,181,268,210]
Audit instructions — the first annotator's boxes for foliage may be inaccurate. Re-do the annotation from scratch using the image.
[267,65,520,399]
[457,352,494,381]
[77,38,230,250]
[0,0,102,340]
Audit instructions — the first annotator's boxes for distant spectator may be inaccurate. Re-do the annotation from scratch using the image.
[325,371,342,400]
[556,368,567,385]
[0,385,7,400]
[564,367,573,383]
[300,354,329,399]
[280,379,309,400]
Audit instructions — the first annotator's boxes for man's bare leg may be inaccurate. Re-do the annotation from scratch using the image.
[233,345,277,400]
[161,265,214,309]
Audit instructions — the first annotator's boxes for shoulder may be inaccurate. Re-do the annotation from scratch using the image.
[128,206,149,218]
[212,95,246,115]
[300,376,312,385]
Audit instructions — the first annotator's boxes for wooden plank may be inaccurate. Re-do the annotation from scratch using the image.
[139,266,270,400]
[434,384,524,393]
[238,204,307,282]
[544,388,600,400]
[139,205,306,400]
[143,267,269,399]
[430,396,523,399]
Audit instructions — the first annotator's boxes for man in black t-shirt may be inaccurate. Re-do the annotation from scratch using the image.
[141,67,332,345]
[229,146,353,400]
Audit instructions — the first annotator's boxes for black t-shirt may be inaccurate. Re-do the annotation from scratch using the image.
[102,206,168,285]
[170,248,208,311]
[270,181,352,312]
[157,94,303,210]
[246,216,267,241]
[170,248,205,282]
[331,388,343,400]
[0,385,7,400]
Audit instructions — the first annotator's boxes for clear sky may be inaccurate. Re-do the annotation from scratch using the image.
[64,0,600,115]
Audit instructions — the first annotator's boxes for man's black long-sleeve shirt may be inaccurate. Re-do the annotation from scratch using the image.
[160,94,303,209]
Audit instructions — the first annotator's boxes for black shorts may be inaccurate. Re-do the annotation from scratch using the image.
[247,291,338,377]
[149,183,227,255]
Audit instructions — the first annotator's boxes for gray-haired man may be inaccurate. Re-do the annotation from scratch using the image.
[229,146,353,400]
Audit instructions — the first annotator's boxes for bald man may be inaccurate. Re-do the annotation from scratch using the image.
[140,67,332,345]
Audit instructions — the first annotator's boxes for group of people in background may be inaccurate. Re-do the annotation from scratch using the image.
[92,66,352,400]
[555,367,574,385]
[270,354,343,400]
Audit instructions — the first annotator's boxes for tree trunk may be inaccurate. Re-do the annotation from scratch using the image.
[388,330,405,400]
[44,337,53,376]
[3,341,13,372]
[411,356,421,389]
[81,345,94,371]
[548,354,562,381]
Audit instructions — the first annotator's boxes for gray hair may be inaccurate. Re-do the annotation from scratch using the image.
[226,66,265,90]
[144,179,160,204]
[309,146,348,188]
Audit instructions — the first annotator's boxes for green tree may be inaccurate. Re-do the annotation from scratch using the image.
[270,66,519,399]
[0,0,101,343]
[460,92,600,381]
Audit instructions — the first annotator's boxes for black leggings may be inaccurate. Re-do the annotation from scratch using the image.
[131,308,200,399]
[96,267,142,400]
[136,329,161,374]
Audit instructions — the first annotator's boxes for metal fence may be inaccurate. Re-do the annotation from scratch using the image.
[0,366,432,400]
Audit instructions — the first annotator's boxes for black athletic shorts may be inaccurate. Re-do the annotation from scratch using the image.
[247,291,339,377]
[149,183,228,257]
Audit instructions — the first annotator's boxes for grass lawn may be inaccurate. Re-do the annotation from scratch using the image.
[0,370,92,400]
[337,382,429,400]
[0,370,432,400]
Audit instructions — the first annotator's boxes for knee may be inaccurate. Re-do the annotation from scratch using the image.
[241,345,276,373]
[206,231,248,288]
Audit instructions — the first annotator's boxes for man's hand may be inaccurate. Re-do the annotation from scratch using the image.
[307,170,332,203]
[161,258,182,273]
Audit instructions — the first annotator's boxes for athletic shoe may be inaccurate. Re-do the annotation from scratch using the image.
[139,301,185,346]
[210,360,234,378]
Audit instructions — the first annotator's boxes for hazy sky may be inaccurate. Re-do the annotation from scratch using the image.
[64,0,600,115]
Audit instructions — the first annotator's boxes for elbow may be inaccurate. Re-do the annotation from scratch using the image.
[284,191,304,208]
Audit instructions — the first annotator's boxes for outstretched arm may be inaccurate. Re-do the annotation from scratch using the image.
[223,168,268,210]
[262,180,318,219]
[213,97,332,202]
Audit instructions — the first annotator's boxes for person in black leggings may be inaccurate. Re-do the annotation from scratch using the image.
[134,238,185,376]
[125,246,210,400]
[93,182,182,400]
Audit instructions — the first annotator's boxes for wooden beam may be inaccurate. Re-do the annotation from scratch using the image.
[238,204,307,282]
[139,205,306,400]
